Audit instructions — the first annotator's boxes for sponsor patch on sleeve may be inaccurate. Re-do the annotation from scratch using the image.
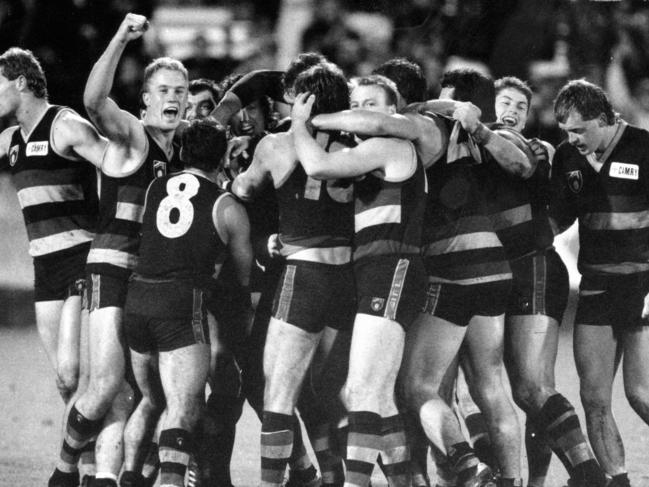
[609,162,639,180]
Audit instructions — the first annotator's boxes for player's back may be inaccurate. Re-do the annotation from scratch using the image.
[275,132,356,260]
[136,169,227,288]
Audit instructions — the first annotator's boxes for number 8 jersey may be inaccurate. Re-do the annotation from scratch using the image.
[135,170,228,287]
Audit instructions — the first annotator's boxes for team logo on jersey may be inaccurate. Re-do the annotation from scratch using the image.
[567,170,583,193]
[26,141,48,156]
[370,297,385,313]
[8,145,19,167]
[609,162,639,180]
[153,160,167,179]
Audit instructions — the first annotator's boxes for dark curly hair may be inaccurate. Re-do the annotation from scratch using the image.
[0,47,48,99]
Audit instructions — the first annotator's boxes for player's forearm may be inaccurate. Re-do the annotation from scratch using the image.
[474,124,534,178]
[83,36,127,116]
[312,110,417,140]
[312,110,382,134]
[212,92,243,127]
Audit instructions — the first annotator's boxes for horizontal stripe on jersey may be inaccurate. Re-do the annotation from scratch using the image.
[551,122,649,277]
[353,140,425,263]
[423,116,511,283]
[9,106,98,257]
[277,133,355,260]
[86,129,181,277]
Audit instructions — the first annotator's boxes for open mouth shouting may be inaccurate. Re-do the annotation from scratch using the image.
[501,115,518,127]
[162,106,179,122]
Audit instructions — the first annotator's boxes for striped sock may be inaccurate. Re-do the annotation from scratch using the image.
[464,412,498,470]
[536,394,606,487]
[311,422,344,486]
[58,405,103,473]
[261,411,294,486]
[159,429,193,487]
[380,414,411,487]
[525,418,552,487]
[79,438,96,477]
[141,442,160,484]
[344,411,381,487]
[447,442,480,484]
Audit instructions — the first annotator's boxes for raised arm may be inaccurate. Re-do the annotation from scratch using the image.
[52,110,108,168]
[312,109,419,140]
[83,13,148,141]
[212,70,284,126]
[453,102,534,178]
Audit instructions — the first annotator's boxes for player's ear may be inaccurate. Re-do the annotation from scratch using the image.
[597,114,607,127]
[142,91,151,107]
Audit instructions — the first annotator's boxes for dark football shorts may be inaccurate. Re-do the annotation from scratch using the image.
[86,272,129,311]
[354,255,426,330]
[421,278,512,327]
[575,272,649,329]
[506,248,569,323]
[271,260,356,333]
[33,243,89,303]
[124,278,210,353]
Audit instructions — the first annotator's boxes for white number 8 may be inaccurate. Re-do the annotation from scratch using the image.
[156,173,200,238]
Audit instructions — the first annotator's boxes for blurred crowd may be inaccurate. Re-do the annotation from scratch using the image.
[2,0,649,145]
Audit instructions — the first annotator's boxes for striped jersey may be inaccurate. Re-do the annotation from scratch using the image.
[422,117,512,285]
[86,128,182,279]
[135,170,227,288]
[483,126,554,261]
[353,139,425,263]
[550,121,649,277]
[277,133,355,262]
[8,105,97,258]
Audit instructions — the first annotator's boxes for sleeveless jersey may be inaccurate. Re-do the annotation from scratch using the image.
[276,133,355,260]
[135,170,227,287]
[422,116,511,285]
[353,139,425,263]
[86,128,182,279]
[8,105,97,257]
[483,126,555,261]
[550,121,649,277]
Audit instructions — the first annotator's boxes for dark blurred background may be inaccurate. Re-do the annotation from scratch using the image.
[1,0,649,146]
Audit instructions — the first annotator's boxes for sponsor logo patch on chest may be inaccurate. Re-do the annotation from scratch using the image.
[609,162,639,180]
[26,141,49,157]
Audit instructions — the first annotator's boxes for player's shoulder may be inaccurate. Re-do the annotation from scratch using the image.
[0,125,19,155]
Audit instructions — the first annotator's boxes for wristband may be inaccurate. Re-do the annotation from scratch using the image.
[471,123,493,145]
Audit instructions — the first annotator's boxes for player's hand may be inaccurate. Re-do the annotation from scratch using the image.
[642,292,649,319]
[267,233,282,258]
[291,92,315,124]
[452,102,481,134]
[226,136,251,161]
[528,137,549,165]
[117,13,149,43]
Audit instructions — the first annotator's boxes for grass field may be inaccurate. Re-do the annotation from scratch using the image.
[1,173,648,487]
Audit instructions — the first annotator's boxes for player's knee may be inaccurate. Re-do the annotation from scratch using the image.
[403,375,438,412]
[511,380,546,413]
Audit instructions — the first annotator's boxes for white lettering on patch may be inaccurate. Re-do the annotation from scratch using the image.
[26,141,49,157]
[609,162,639,180]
